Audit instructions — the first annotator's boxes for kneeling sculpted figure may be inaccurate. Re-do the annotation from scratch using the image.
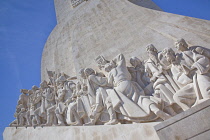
[83,68,118,125]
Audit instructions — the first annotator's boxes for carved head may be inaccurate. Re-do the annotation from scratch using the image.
[32,85,39,91]
[84,68,96,77]
[146,44,159,64]
[40,80,49,89]
[78,68,86,79]
[68,81,76,92]
[20,89,28,94]
[95,55,110,70]
[146,44,158,57]
[195,47,204,55]
[28,90,33,95]
[175,38,188,52]
[162,48,176,63]
[130,57,141,67]
[56,75,67,86]
[104,62,115,72]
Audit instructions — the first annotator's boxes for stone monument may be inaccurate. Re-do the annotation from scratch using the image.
[4,0,210,140]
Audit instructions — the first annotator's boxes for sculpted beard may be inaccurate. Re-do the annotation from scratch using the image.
[149,52,159,64]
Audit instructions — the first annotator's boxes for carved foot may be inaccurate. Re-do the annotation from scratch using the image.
[72,122,82,126]
[104,119,118,125]
[83,121,95,126]
[57,123,66,126]
[25,124,32,128]
[40,123,51,127]
[32,124,37,127]
[156,110,171,120]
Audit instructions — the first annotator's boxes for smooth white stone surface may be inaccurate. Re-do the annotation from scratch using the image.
[154,99,210,140]
[4,123,160,140]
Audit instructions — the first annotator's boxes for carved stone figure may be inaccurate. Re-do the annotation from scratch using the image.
[65,69,92,126]
[103,54,171,122]
[145,44,177,116]
[41,81,56,126]
[127,56,153,95]
[83,68,117,125]
[66,82,90,126]
[18,89,29,109]
[12,101,26,127]
[175,39,195,72]
[145,44,176,103]
[191,49,210,104]
[54,75,68,126]
[16,89,29,126]
[52,74,76,126]
[174,39,210,107]
[24,89,35,127]
[31,85,45,126]
[10,38,210,127]
[66,90,81,125]
[162,48,197,111]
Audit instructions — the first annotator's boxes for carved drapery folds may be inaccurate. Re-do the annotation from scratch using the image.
[10,38,210,127]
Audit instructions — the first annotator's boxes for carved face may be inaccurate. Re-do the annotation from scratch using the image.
[32,85,39,91]
[146,44,158,58]
[163,48,176,63]
[28,90,33,95]
[130,58,137,67]
[79,73,86,79]
[104,63,114,72]
[69,83,76,92]
[78,68,86,79]
[147,49,157,59]
[195,47,204,55]
[175,40,189,52]
[175,42,184,52]
[175,39,188,52]
[147,51,158,65]
[84,68,95,77]
[40,81,48,89]
[130,57,141,67]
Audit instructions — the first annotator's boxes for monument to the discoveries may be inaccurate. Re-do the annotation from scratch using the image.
[4,0,210,140]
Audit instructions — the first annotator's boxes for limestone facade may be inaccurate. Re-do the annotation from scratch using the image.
[41,0,210,81]
[155,99,210,140]
[4,123,160,140]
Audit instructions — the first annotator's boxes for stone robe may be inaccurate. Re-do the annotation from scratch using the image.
[86,74,109,106]
[127,66,153,95]
[192,52,210,100]
[42,87,56,115]
[170,62,196,109]
[107,54,156,122]
[18,93,29,109]
[145,58,175,105]
[66,90,91,125]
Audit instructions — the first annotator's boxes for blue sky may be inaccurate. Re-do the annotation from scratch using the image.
[153,0,210,20]
[0,0,56,139]
[0,0,210,139]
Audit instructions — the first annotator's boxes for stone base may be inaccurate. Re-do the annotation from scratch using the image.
[4,123,160,140]
[154,99,210,140]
